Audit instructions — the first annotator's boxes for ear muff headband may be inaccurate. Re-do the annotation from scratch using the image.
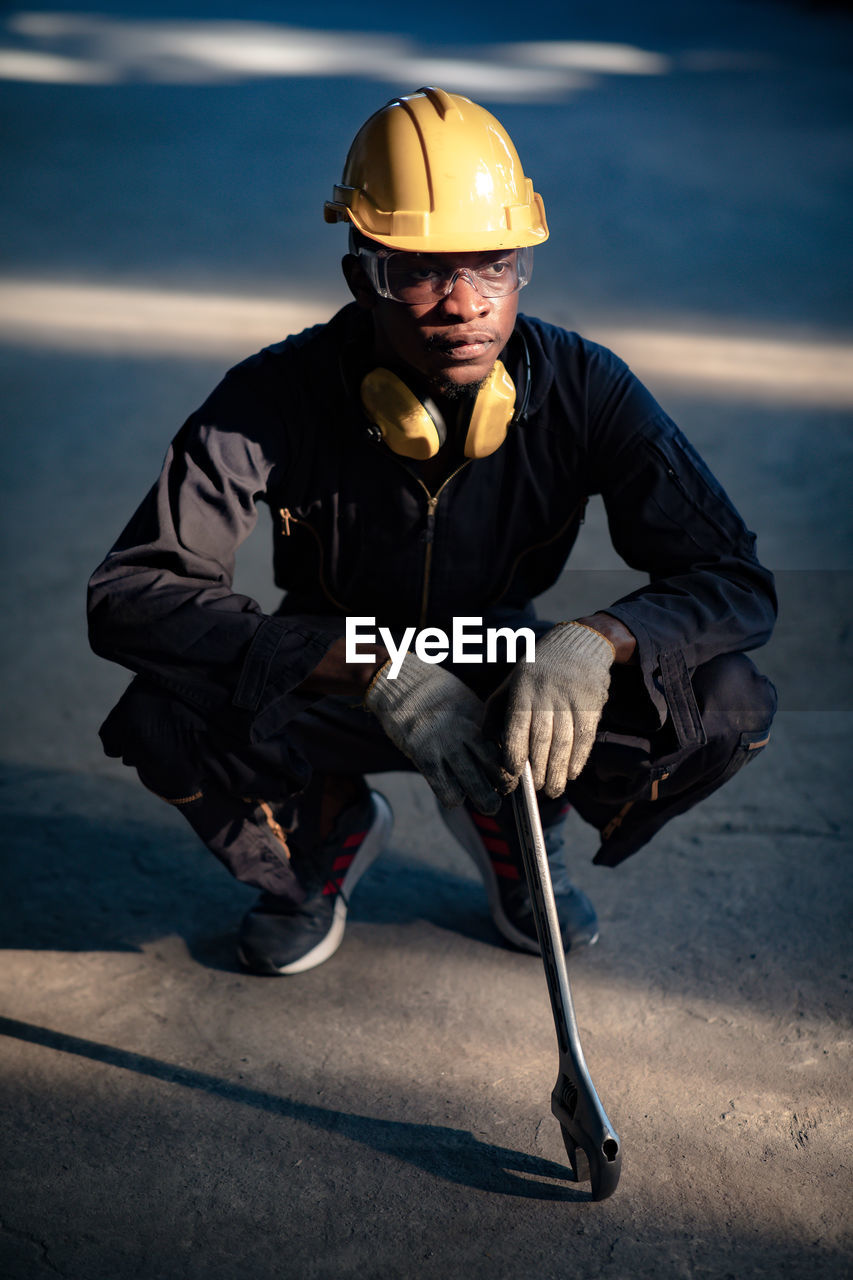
[360,358,516,461]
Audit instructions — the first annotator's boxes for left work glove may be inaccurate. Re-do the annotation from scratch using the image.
[490,622,615,797]
[364,652,509,814]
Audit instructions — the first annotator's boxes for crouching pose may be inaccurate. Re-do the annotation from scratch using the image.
[88,88,776,974]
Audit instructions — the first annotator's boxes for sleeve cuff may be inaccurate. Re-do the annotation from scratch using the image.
[600,604,667,729]
[233,613,347,739]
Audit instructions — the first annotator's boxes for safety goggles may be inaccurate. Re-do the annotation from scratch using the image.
[356,245,534,305]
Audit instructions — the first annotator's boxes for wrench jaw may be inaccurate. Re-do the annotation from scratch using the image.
[552,1071,622,1201]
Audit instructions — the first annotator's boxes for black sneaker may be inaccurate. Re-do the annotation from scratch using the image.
[237,790,392,975]
[438,797,599,954]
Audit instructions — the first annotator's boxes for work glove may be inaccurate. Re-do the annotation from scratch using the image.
[364,653,510,814]
[488,622,615,798]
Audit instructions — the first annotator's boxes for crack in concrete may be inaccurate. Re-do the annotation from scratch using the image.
[0,1217,63,1276]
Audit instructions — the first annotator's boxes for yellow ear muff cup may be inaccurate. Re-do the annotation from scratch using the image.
[464,359,516,459]
[361,359,517,461]
[360,368,443,460]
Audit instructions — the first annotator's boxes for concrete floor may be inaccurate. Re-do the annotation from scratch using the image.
[1,2,851,1277]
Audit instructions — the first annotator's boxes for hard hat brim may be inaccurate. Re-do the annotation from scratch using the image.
[324,196,549,253]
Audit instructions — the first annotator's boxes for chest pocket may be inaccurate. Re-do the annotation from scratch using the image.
[273,505,347,608]
[272,499,425,621]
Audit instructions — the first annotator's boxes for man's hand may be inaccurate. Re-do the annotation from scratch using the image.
[365,653,510,814]
[294,635,389,697]
[489,622,616,798]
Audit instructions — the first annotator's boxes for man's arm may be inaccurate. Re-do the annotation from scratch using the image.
[492,327,775,792]
[87,361,344,738]
[294,635,389,696]
[575,338,775,722]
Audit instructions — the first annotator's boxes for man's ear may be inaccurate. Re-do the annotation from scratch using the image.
[342,254,377,309]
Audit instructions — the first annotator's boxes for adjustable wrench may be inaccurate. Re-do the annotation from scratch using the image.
[510,762,622,1200]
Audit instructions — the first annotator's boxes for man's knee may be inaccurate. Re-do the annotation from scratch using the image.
[583,652,776,866]
[577,652,774,806]
[692,652,777,744]
[99,680,209,800]
[98,678,307,803]
[662,653,776,801]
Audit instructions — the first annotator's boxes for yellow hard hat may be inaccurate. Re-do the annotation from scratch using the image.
[324,86,548,253]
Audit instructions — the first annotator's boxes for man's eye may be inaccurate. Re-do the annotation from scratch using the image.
[388,261,440,286]
[480,260,513,279]
[406,266,441,282]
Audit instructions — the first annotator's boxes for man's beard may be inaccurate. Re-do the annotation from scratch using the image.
[423,334,490,402]
[429,373,488,402]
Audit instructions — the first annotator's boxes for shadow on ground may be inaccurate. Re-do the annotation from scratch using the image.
[0,1014,584,1201]
[0,761,501,965]
[2,756,850,1026]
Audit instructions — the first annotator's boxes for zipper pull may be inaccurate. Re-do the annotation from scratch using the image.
[279,507,295,536]
[422,495,438,542]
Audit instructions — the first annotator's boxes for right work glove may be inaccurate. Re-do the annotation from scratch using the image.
[486,621,614,798]
[364,653,510,814]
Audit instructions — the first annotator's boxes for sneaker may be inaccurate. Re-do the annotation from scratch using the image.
[237,789,393,975]
[438,797,599,954]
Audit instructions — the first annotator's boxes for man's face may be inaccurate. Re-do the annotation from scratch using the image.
[344,249,520,396]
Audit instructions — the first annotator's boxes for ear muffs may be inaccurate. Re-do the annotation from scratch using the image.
[360,359,517,461]
[464,360,516,459]
[360,368,446,460]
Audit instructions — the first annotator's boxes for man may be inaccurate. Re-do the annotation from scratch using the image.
[88,87,777,976]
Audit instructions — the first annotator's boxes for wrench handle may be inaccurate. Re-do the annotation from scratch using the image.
[511,763,622,1200]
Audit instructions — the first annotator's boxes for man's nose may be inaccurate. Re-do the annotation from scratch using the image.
[440,269,490,314]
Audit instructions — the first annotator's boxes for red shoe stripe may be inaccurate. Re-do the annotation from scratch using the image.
[482,835,511,855]
[493,862,521,881]
[343,830,367,848]
[332,853,355,872]
[471,812,501,832]
[322,880,337,896]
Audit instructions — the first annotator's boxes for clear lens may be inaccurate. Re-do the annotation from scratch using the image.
[361,247,533,304]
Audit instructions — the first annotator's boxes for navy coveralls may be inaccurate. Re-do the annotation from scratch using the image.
[88,305,777,898]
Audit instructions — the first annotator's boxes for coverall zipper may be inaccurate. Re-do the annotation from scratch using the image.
[281,426,471,628]
[409,463,471,627]
[421,494,438,626]
[284,480,585,629]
